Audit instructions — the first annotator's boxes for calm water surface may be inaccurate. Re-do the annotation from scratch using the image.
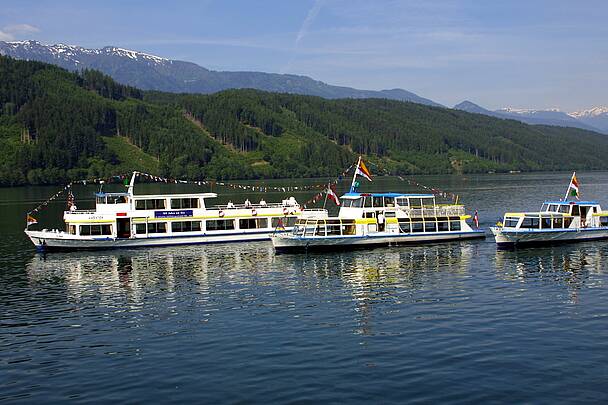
[2,173,608,403]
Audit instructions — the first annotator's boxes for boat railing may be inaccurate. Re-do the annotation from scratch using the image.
[213,202,298,210]
[300,209,329,219]
[64,210,97,215]
[401,205,465,217]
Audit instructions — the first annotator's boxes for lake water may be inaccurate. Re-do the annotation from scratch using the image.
[2,173,608,403]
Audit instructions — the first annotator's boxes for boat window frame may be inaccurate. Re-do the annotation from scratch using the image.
[206,219,235,231]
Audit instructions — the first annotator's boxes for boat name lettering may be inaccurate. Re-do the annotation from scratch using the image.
[154,210,193,218]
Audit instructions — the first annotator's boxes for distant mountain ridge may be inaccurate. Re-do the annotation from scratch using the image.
[454,100,606,133]
[0,40,442,106]
[569,107,608,133]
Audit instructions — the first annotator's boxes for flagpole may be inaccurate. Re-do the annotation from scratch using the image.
[323,182,329,209]
[350,156,361,192]
[564,171,575,201]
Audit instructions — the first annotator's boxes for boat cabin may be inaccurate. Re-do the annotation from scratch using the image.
[63,190,299,239]
[502,201,608,230]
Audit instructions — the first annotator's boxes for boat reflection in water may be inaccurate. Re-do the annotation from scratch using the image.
[26,241,475,334]
[494,243,605,303]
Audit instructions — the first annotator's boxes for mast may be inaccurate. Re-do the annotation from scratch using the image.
[128,171,138,196]
[350,156,361,193]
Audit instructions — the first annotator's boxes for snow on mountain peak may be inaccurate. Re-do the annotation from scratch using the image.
[498,107,562,115]
[2,40,169,65]
[569,107,608,118]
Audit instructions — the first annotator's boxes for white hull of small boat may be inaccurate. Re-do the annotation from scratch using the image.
[491,226,608,247]
[272,230,485,252]
[26,229,286,251]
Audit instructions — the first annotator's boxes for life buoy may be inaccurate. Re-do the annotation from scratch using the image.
[251,208,257,216]
[283,207,289,216]
[219,210,225,218]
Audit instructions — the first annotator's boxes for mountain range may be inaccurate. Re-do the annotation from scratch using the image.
[454,101,608,134]
[0,40,441,106]
[2,40,606,134]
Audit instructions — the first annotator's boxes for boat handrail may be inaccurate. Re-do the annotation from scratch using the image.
[64,210,97,214]
[213,202,297,210]
[401,206,465,217]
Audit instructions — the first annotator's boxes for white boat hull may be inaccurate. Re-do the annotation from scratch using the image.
[26,229,287,251]
[271,230,486,252]
[491,226,608,247]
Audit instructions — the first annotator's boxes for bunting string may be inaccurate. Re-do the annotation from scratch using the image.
[365,161,460,203]
[26,159,462,220]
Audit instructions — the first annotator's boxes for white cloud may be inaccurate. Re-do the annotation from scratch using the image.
[0,23,40,41]
[0,30,14,41]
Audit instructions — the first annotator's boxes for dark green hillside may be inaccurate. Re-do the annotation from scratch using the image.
[2,55,608,186]
[147,90,608,175]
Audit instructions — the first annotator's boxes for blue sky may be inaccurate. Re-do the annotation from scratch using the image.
[1,0,607,111]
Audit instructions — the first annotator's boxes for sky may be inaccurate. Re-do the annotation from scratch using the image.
[1,0,607,111]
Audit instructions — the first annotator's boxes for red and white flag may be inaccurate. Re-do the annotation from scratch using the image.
[473,210,479,228]
[327,184,340,206]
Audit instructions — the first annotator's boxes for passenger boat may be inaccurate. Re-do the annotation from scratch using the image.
[271,158,485,252]
[491,172,608,247]
[25,173,300,251]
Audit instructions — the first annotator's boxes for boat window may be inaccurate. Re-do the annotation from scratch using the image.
[564,217,572,228]
[315,224,326,236]
[437,221,449,231]
[548,205,558,212]
[96,195,107,204]
[364,197,373,208]
[411,222,424,233]
[399,221,411,233]
[384,211,396,218]
[171,198,200,209]
[135,224,146,234]
[239,218,268,229]
[504,217,519,228]
[135,199,166,210]
[373,196,384,208]
[521,217,540,229]
[559,205,570,213]
[107,195,127,204]
[541,217,552,229]
[395,198,408,207]
[364,212,375,219]
[326,224,341,236]
[342,224,356,235]
[601,217,608,227]
[450,221,461,231]
[80,224,112,236]
[341,199,352,208]
[149,222,167,233]
[68,225,76,235]
[171,221,202,232]
[272,217,297,228]
[385,197,395,207]
[571,205,580,216]
[424,221,437,232]
[410,198,423,208]
[553,218,563,228]
[541,204,549,211]
[351,198,363,208]
[206,219,234,231]
[422,197,435,207]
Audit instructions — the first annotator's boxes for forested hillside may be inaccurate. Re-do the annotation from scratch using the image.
[2,55,608,186]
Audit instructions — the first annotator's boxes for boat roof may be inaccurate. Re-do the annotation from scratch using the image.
[340,192,435,199]
[543,200,599,205]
